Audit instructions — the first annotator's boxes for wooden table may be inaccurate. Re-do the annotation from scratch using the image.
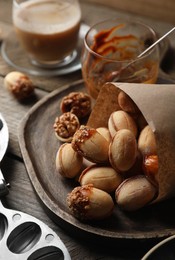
[0,1,175,259]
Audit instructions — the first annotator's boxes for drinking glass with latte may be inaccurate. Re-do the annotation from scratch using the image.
[13,0,81,68]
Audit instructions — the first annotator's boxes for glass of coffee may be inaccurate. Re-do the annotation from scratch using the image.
[81,18,160,99]
[13,0,81,68]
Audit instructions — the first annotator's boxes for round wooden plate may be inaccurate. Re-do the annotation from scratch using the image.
[18,79,175,247]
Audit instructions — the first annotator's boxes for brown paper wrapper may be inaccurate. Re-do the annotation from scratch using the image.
[87,82,175,203]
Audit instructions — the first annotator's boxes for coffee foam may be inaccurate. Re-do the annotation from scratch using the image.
[13,0,81,34]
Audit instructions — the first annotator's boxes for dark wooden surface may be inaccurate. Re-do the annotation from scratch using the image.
[0,1,175,259]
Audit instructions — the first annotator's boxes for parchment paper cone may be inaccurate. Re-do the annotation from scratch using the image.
[87,82,175,204]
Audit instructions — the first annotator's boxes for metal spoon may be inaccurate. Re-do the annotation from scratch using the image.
[112,27,175,81]
[0,113,71,260]
[137,27,175,58]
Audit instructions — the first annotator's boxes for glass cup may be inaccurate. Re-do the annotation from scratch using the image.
[12,0,81,68]
[81,18,160,99]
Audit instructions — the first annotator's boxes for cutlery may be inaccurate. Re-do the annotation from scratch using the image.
[113,27,175,81]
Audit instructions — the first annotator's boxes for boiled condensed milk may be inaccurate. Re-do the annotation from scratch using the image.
[13,0,81,66]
